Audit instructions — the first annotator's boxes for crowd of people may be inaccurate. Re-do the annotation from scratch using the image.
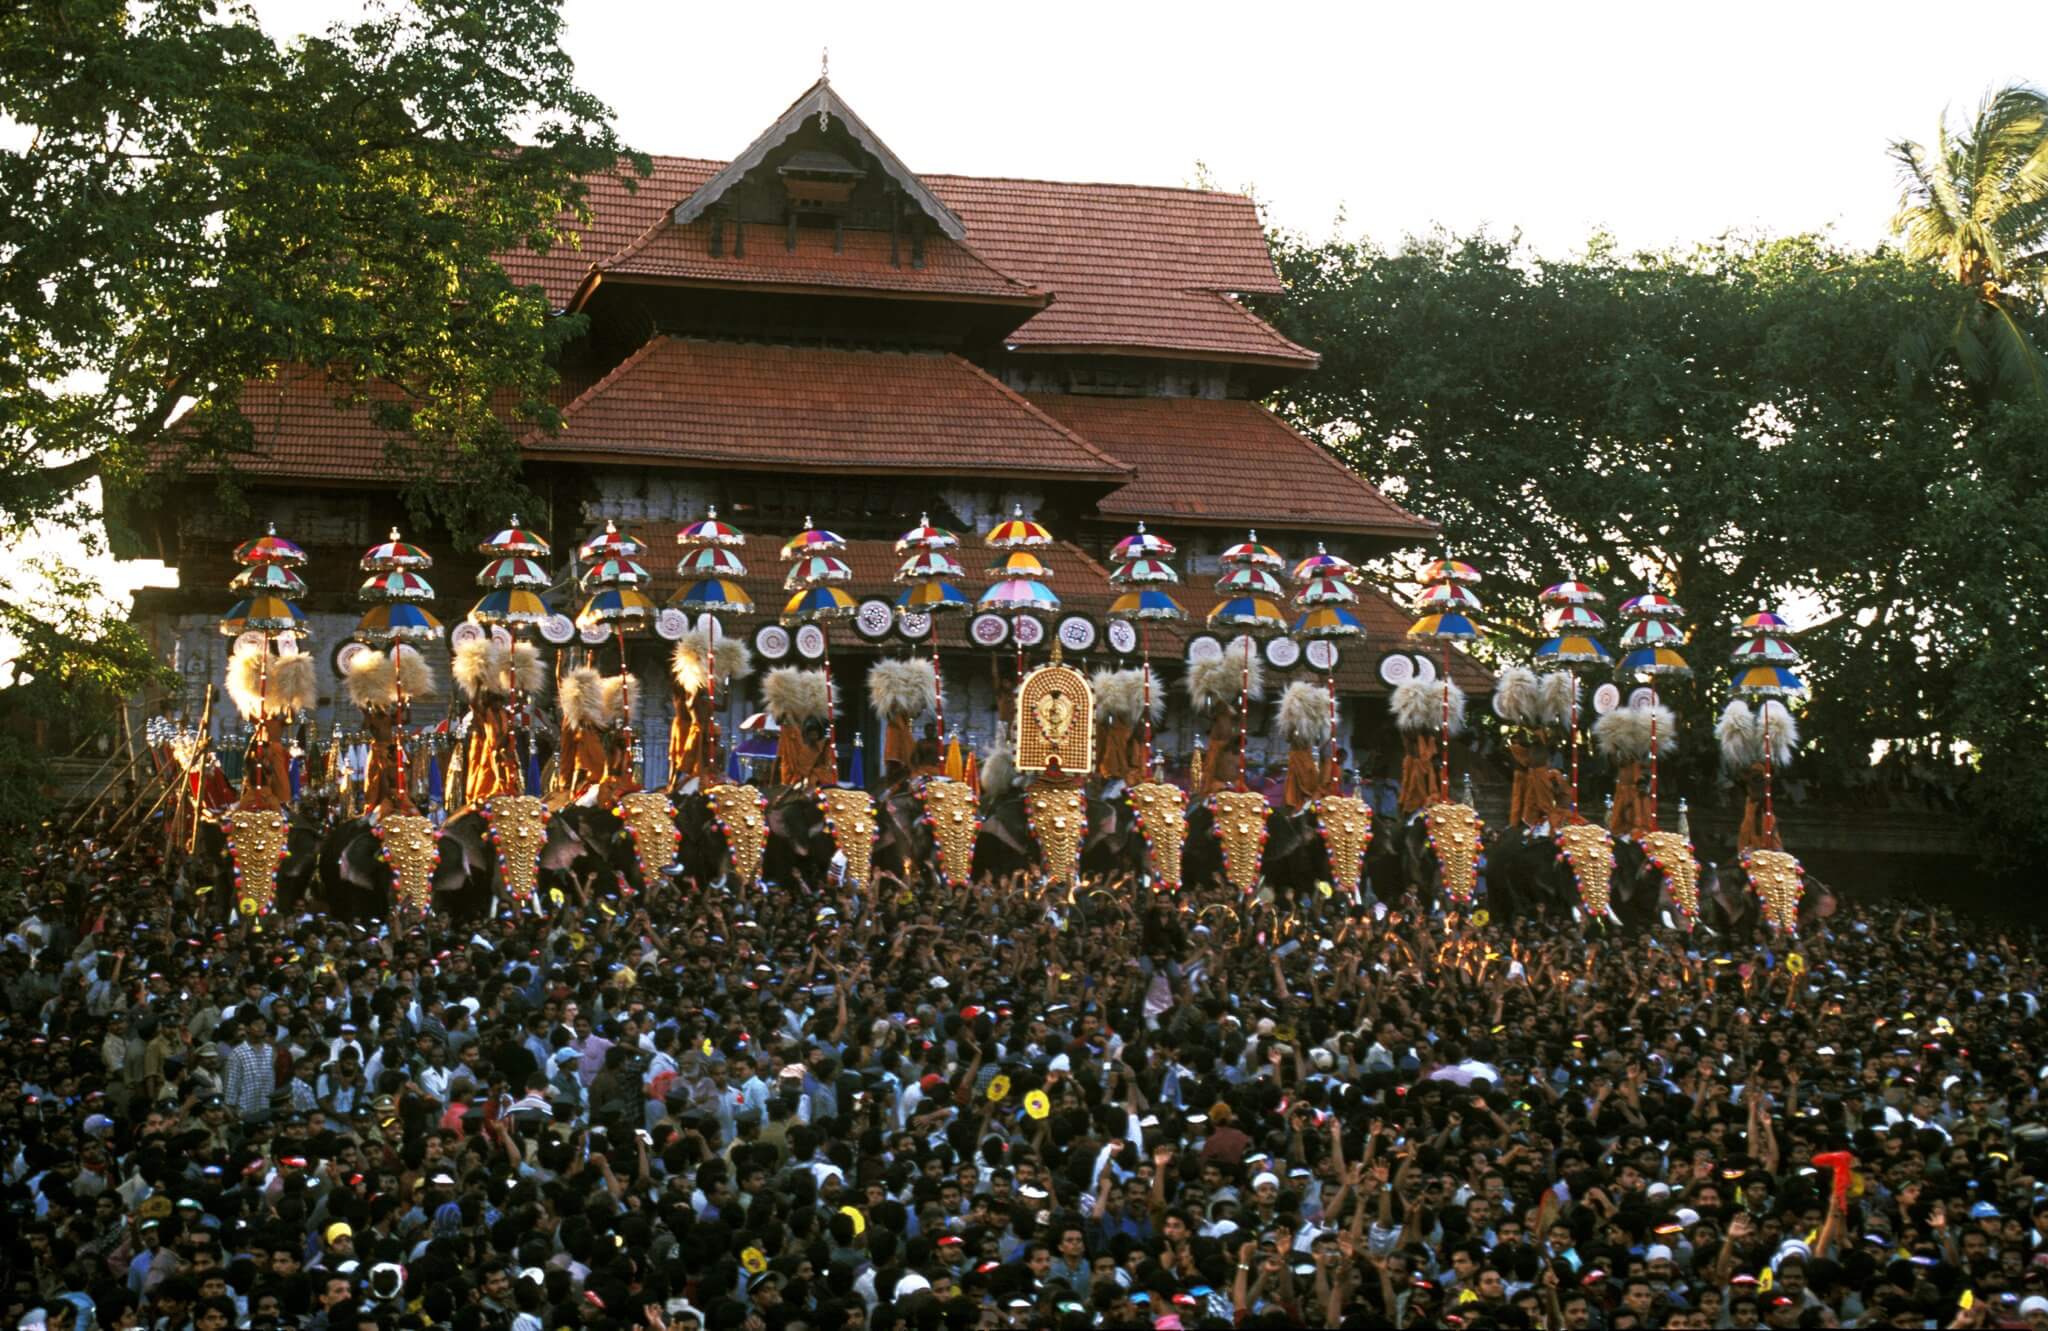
[3,823,2044,1331]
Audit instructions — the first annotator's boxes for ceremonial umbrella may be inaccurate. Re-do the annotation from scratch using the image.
[1294,559,1365,782]
[1546,604,1607,633]
[1408,552,1485,803]
[1534,578,1610,814]
[1731,605,1808,849]
[578,557,653,591]
[894,564,972,748]
[231,563,308,599]
[1109,558,1178,585]
[360,529,434,572]
[679,546,747,579]
[469,587,551,628]
[1216,566,1286,598]
[1219,531,1285,571]
[1108,523,1187,773]
[1416,581,1483,613]
[476,556,551,589]
[478,516,550,559]
[354,602,443,646]
[780,518,846,557]
[672,509,751,776]
[986,550,1057,580]
[783,539,859,775]
[677,507,746,548]
[357,570,435,603]
[897,550,965,582]
[1292,543,1354,583]
[1620,618,1687,649]
[576,519,646,562]
[784,554,853,590]
[895,514,959,553]
[1295,575,1356,606]
[978,579,1061,614]
[984,504,1054,549]
[1208,592,1287,790]
[672,579,754,615]
[234,523,307,567]
[576,586,657,632]
[1110,521,1174,562]
[1732,637,1802,666]
[220,595,307,635]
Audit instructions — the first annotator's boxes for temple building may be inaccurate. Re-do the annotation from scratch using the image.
[128,77,1463,788]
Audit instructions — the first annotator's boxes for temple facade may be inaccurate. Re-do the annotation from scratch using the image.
[129,78,1459,790]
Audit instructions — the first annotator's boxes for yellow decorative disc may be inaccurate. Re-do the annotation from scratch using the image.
[1024,1089,1051,1120]
[986,1074,1012,1102]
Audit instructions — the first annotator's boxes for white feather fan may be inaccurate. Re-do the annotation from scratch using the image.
[672,630,753,693]
[1091,669,1161,726]
[1592,704,1677,762]
[1493,664,1541,727]
[867,657,936,720]
[1536,670,1580,729]
[345,651,397,712]
[1389,679,1467,736]
[558,666,607,729]
[1275,681,1333,746]
[762,667,835,725]
[452,638,504,702]
[1186,637,1263,714]
[601,674,638,728]
[1717,700,1761,769]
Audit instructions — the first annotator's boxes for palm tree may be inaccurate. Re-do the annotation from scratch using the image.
[1890,84,2048,395]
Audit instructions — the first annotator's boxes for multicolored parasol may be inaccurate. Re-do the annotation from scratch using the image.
[677,507,746,548]
[1408,612,1480,640]
[1619,591,1685,620]
[1416,581,1483,613]
[781,517,847,557]
[479,516,550,559]
[1736,610,1801,637]
[978,579,1061,614]
[894,514,958,554]
[1110,521,1175,562]
[1408,550,1486,807]
[219,595,309,637]
[1621,646,1692,676]
[1620,618,1687,649]
[1109,588,1187,621]
[1535,634,1613,665]
[1109,558,1178,585]
[1539,580,1606,606]
[1417,556,1481,585]
[354,602,444,646]
[1291,543,1354,583]
[1293,605,1364,638]
[1207,596,1287,630]
[679,546,747,579]
[578,557,654,591]
[784,554,853,590]
[360,528,434,572]
[983,504,1054,549]
[1732,636,1802,666]
[576,586,657,631]
[358,569,435,603]
[896,580,971,614]
[1733,664,1806,698]
[781,585,858,625]
[1545,604,1608,632]
[1219,531,1285,572]
[1215,566,1286,598]
[476,556,551,589]
[469,588,552,627]
[233,523,307,567]
[230,563,308,599]
[576,518,646,562]
[895,550,964,583]
[1296,575,1357,606]
[986,550,1057,581]
[671,578,753,615]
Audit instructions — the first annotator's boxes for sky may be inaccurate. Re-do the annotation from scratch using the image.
[16,0,2048,641]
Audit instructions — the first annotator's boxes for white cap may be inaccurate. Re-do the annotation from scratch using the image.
[2022,1295,2048,1316]
[1252,1171,1280,1192]
[1645,1244,1674,1263]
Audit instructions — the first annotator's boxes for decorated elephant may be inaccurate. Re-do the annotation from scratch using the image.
[971,788,1137,884]
[186,806,327,918]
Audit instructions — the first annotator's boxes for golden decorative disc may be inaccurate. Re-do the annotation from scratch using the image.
[818,788,876,892]
[617,791,681,885]
[1556,821,1616,917]
[1027,786,1087,886]
[1423,802,1484,905]
[378,814,439,914]
[1313,795,1374,894]
[1640,830,1700,923]
[918,777,980,886]
[224,808,289,917]
[1208,790,1271,894]
[484,796,550,903]
[706,784,767,887]
[1126,782,1187,889]
[1745,848,1803,933]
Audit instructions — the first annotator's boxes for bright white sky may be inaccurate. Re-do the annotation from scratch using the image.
[17,0,2048,639]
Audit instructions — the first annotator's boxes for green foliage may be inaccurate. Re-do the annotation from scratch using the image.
[1255,228,2048,863]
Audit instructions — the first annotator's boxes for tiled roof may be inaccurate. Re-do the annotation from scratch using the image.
[501,156,1313,364]
[589,219,1044,305]
[1025,394,1429,537]
[525,337,1130,480]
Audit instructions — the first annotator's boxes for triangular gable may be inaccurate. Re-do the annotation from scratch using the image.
[671,78,966,241]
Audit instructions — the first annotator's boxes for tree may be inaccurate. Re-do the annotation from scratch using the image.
[1253,228,2048,865]
[1889,83,2048,396]
[0,0,641,789]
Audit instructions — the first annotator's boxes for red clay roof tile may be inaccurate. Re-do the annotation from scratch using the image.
[1024,394,1428,537]
[525,337,1130,480]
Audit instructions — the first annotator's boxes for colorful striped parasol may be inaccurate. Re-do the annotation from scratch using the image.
[983,504,1054,549]
[355,602,444,646]
[1109,558,1178,585]
[576,586,657,632]
[1292,543,1354,582]
[1416,581,1483,614]
[1545,604,1608,632]
[358,569,435,603]
[1408,611,1481,640]
[978,578,1061,614]
[219,595,309,637]
[476,556,551,589]
[469,587,552,627]
[1110,521,1175,562]
[1108,588,1187,621]
[679,546,747,579]
[578,557,654,590]
[1293,605,1364,638]
[1732,664,1806,698]
[1731,636,1802,666]
[233,523,308,567]
[677,507,746,548]
[1620,591,1686,620]
[360,528,434,572]
[781,517,847,557]
[1216,566,1286,598]
[1207,595,1287,630]
[784,554,854,590]
[230,563,308,599]
[896,550,965,583]
[1620,618,1687,649]
[479,516,550,558]
[1736,610,1801,637]
[895,514,959,554]
[896,580,971,614]
[1294,575,1357,607]
[986,550,1057,580]
[1539,580,1606,606]
[576,518,646,562]
[1534,634,1613,665]
[670,578,753,615]
[1417,556,1481,585]
[1219,531,1285,571]
[781,585,858,625]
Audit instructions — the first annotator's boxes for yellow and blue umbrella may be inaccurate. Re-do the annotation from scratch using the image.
[233,524,307,567]
[1736,610,1800,637]
[671,578,752,614]
[577,586,657,632]
[979,579,1060,614]
[1294,575,1356,607]
[476,556,551,589]
[1620,591,1685,620]
[1109,588,1186,622]
[987,550,1056,580]
[1110,521,1175,561]
[895,514,959,554]
[1621,646,1691,678]
[230,563,308,599]
[1415,582,1483,614]
[1409,612,1481,641]
[1621,619,1687,649]
[678,507,745,548]
[1219,531,1285,571]
[1733,665,1805,698]
[358,569,435,603]
[1539,580,1605,606]
[1109,558,1178,585]
[469,588,552,627]
[896,581,971,615]
[1293,605,1364,638]
[579,557,653,591]
[1292,543,1354,583]
[1207,595,1287,631]
[984,504,1054,549]
[479,516,550,558]
[1418,556,1481,585]
[680,546,747,579]
[576,518,646,562]
[219,596,309,636]
[782,585,858,625]
[1534,634,1612,665]
[1216,566,1285,597]
[896,551,965,584]
[361,528,433,572]
[784,554,853,590]
[781,517,846,557]
[1732,636,1802,666]
[1545,604,1607,632]
[355,602,443,646]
